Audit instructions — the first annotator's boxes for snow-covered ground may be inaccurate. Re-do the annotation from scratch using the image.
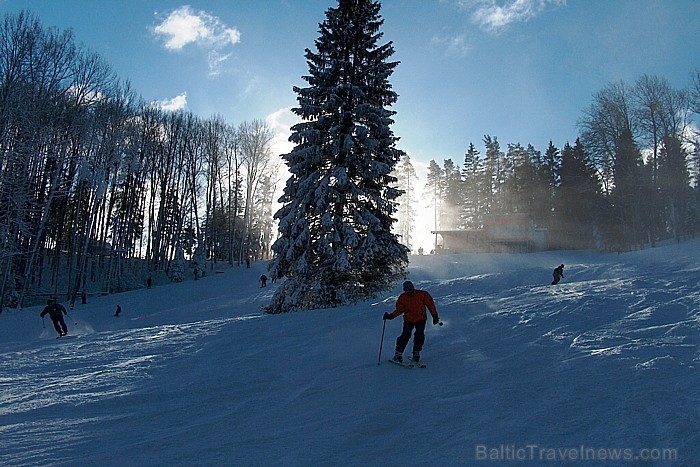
[1,240,698,466]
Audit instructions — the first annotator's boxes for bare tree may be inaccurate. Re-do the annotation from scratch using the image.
[579,81,636,195]
[392,154,419,252]
[633,75,688,180]
[223,124,243,265]
[237,120,274,263]
[690,69,700,117]
[201,115,227,268]
[0,11,296,307]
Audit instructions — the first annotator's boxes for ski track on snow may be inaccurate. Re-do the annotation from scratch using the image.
[1,243,699,464]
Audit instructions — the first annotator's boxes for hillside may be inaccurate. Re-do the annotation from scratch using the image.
[1,240,698,465]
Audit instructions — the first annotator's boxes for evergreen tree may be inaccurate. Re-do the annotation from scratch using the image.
[483,135,504,215]
[554,139,602,249]
[424,160,443,250]
[268,0,408,313]
[529,142,557,230]
[610,128,646,249]
[461,143,483,228]
[441,159,462,230]
[533,141,561,229]
[171,247,185,282]
[658,135,691,240]
[502,143,535,215]
[542,141,561,190]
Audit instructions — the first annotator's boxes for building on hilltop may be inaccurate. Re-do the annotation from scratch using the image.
[431,214,548,253]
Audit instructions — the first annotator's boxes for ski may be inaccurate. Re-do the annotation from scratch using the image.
[387,358,427,369]
[388,358,414,369]
[408,358,427,368]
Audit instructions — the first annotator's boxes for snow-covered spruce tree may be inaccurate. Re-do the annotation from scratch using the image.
[267,0,408,313]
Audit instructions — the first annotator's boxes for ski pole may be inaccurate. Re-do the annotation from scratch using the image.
[377,318,387,366]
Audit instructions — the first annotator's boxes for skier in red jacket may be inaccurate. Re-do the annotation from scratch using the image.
[383,281,439,363]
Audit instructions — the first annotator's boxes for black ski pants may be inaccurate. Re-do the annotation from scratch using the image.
[51,316,68,335]
[396,319,427,354]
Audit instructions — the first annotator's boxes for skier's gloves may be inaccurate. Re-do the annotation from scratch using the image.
[433,316,440,325]
[383,312,394,320]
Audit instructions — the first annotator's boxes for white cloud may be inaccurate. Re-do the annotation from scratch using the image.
[207,50,232,77]
[431,33,473,57]
[153,5,241,74]
[154,93,188,112]
[458,0,566,33]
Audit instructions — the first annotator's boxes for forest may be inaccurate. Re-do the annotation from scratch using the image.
[0,12,279,309]
[2,8,699,311]
[393,74,700,254]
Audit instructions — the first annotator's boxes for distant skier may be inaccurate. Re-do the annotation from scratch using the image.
[383,281,440,363]
[40,298,69,337]
[551,264,565,285]
[114,305,122,317]
[260,274,268,288]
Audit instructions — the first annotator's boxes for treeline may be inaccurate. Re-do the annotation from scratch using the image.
[0,12,278,309]
[395,72,700,252]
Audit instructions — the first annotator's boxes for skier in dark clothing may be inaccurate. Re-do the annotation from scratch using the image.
[552,264,565,285]
[260,274,268,287]
[383,281,439,363]
[40,298,69,337]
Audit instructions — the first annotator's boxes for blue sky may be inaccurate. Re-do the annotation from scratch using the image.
[0,0,700,166]
[2,0,698,160]
[1,0,698,248]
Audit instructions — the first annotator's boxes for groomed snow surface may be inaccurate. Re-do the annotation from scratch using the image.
[1,240,698,466]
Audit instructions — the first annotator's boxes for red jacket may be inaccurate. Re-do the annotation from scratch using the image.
[390,289,438,323]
